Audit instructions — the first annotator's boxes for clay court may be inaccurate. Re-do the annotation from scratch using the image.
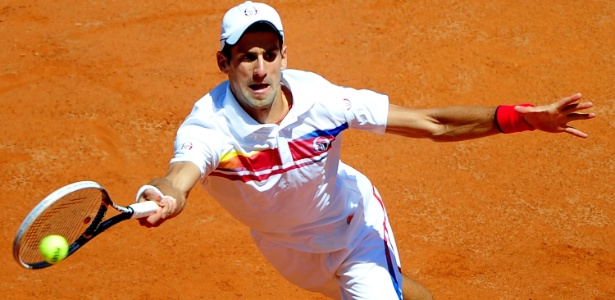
[1,0,614,299]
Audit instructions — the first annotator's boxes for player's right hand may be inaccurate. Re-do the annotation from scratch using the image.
[136,187,178,228]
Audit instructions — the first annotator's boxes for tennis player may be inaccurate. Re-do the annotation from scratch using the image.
[136,2,595,299]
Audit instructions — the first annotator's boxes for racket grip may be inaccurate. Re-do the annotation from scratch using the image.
[129,201,160,219]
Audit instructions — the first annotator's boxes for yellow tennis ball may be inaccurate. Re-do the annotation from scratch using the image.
[39,235,69,264]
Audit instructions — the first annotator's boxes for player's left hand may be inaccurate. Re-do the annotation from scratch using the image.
[515,93,596,138]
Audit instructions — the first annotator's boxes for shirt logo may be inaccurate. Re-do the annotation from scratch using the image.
[313,136,333,152]
[346,213,355,224]
[343,98,352,110]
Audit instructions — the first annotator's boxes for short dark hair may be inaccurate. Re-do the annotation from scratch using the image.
[220,22,283,60]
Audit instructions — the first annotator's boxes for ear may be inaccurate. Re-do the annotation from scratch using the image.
[216,51,230,74]
[280,45,288,70]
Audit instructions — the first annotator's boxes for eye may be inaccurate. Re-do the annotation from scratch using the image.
[264,50,278,62]
[242,53,257,62]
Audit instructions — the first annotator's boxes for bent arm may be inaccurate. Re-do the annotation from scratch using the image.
[385,104,500,142]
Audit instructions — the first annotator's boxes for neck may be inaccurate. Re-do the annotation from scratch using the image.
[260,85,293,124]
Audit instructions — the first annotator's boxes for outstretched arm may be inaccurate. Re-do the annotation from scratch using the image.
[136,161,201,227]
[386,104,499,141]
[385,93,595,142]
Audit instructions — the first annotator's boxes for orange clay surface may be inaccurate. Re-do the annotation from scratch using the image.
[1,1,614,299]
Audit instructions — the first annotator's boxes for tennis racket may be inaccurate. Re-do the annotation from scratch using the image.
[13,181,160,269]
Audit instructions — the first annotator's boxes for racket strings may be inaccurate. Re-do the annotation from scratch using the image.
[83,204,108,238]
[18,188,107,265]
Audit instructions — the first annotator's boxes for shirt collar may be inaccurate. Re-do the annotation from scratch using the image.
[222,70,314,138]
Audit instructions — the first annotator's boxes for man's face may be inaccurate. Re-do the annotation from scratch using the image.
[218,30,287,114]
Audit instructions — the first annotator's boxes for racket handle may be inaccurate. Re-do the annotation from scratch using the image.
[129,201,160,219]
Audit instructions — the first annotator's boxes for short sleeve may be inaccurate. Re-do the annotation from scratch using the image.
[170,125,223,175]
[338,87,389,134]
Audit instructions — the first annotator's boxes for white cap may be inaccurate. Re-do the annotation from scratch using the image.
[219,1,284,50]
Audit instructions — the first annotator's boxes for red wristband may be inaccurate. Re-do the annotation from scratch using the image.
[494,104,535,133]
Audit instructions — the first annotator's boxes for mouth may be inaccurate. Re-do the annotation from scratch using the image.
[249,83,269,92]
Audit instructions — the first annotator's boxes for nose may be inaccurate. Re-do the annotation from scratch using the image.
[253,56,267,78]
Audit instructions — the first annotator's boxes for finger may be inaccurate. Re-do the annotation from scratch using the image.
[556,93,582,110]
[561,102,595,115]
[566,112,597,121]
[159,196,177,219]
[139,218,155,228]
[137,204,164,227]
[569,101,594,112]
[564,126,589,138]
[139,215,159,228]
[145,211,164,227]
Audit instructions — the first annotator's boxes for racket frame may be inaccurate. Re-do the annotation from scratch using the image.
[13,181,158,269]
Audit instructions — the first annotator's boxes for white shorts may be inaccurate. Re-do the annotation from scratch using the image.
[251,187,403,300]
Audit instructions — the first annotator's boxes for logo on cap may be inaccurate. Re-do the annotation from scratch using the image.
[180,142,193,150]
[244,6,257,16]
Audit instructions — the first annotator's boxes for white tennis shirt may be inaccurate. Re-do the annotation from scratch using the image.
[170,69,390,252]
